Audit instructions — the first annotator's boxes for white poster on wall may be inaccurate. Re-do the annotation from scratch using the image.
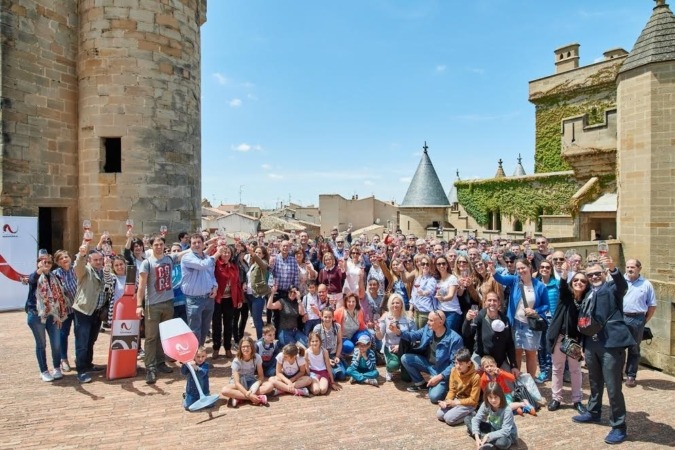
[0,216,38,311]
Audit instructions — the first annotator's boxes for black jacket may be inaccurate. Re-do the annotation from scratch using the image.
[582,269,636,349]
[462,308,516,369]
[547,281,584,352]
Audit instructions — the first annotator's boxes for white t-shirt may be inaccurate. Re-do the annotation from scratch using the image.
[437,275,461,314]
[304,293,322,320]
[306,348,327,371]
[516,284,536,323]
[275,352,306,376]
[231,354,262,377]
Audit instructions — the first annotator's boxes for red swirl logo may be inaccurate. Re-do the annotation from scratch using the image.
[2,224,17,234]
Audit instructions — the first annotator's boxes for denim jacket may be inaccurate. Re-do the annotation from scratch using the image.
[400,326,464,378]
[493,271,549,327]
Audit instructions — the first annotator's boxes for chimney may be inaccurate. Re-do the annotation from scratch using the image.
[603,48,629,61]
[554,43,580,73]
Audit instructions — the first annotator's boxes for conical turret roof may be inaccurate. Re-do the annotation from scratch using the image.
[448,170,460,204]
[513,154,526,176]
[619,1,675,73]
[401,143,450,207]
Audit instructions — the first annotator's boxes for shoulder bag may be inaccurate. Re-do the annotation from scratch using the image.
[519,282,546,331]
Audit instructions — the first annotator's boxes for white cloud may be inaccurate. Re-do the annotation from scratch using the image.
[261,163,272,170]
[229,98,242,107]
[436,65,446,73]
[212,73,228,85]
[399,177,412,183]
[242,81,255,88]
[232,143,262,152]
[268,173,284,180]
[247,94,259,101]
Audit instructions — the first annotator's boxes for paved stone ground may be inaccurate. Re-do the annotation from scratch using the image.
[1,310,673,449]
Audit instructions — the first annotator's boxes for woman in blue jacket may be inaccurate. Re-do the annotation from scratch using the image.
[491,258,549,378]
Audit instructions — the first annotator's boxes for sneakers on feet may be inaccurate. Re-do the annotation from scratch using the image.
[60,360,71,372]
[365,379,379,386]
[257,395,268,405]
[145,370,157,385]
[52,368,63,380]
[272,388,279,396]
[385,372,393,382]
[406,383,427,392]
[77,373,92,383]
[88,365,104,372]
[156,363,173,374]
[40,371,54,382]
[350,378,358,385]
[295,387,310,396]
[535,371,550,384]
[572,411,601,424]
[137,349,145,360]
[605,428,627,445]
[230,398,238,408]
[625,376,636,388]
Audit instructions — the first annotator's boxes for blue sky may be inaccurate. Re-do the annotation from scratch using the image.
[200,0,652,209]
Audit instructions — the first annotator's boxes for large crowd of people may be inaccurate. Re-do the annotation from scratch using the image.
[25,227,657,447]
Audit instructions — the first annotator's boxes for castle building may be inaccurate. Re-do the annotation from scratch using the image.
[0,0,207,251]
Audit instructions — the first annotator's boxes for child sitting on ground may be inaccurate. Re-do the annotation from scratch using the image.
[305,331,340,395]
[465,382,519,450]
[256,324,281,378]
[268,343,312,396]
[220,337,269,407]
[181,346,211,411]
[480,356,535,416]
[436,348,481,426]
[346,334,379,386]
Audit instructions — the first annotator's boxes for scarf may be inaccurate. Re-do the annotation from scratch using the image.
[37,274,68,324]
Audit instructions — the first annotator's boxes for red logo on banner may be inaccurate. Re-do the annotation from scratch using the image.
[2,224,17,234]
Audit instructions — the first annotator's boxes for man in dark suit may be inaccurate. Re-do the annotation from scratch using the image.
[572,257,635,445]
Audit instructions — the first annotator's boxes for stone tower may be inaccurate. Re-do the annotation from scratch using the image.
[617,0,675,372]
[0,0,207,252]
[617,0,675,281]
[399,143,450,237]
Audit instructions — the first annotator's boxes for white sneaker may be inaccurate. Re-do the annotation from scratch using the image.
[52,368,63,380]
[366,379,379,386]
[60,360,71,372]
[385,372,393,382]
[295,387,310,396]
[40,371,54,382]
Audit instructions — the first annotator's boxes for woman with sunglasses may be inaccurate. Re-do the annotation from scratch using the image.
[469,259,502,309]
[572,257,634,445]
[433,255,461,334]
[410,255,438,329]
[533,260,559,384]
[490,258,549,379]
[343,246,365,298]
[547,265,587,415]
[453,256,479,319]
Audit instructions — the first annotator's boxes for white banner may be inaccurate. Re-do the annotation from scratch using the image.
[0,216,38,311]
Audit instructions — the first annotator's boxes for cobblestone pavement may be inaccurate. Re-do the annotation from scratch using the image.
[1,311,673,449]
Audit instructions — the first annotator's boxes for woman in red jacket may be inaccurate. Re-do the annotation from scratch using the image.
[213,244,243,359]
[333,293,367,356]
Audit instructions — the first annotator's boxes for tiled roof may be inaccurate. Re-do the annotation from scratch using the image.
[401,146,450,207]
[620,1,675,73]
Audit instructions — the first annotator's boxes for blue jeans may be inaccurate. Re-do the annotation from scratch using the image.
[401,353,449,404]
[304,318,321,337]
[59,312,74,361]
[279,328,308,347]
[186,295,215,346]
[173,304,188,323]
[445,312,463,336]
[329,353,347,381]
[537,318,552,374]
[624,314,646,378]
[73,310,101,375]
[27,312,61,373]
[249,295,266,340]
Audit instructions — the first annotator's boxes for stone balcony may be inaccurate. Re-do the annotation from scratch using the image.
[561,108,617,180]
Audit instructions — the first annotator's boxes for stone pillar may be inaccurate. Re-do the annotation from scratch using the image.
[77,0,207,243]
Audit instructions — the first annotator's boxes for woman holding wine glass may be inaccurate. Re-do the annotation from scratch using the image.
[410,255,437,329]
[433,255,461,334]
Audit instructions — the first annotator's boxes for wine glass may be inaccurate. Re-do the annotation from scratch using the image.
[84,230,93,243]
[38,249,48,260]
[126,219,134,230]
[160,225,168,237]
[597,241,609,258]
[82,220,91,231]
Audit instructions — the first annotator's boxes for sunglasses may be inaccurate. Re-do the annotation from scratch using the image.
[552,258,565,262]
[419,262,429,266]
[458,260,468,264]
[572,278,587,284]
[586,271,603,278]
[536,241,547,244]
[539,265,552,270]
[436,262,447,266]
[505,260,515,264]
[350,252,360,255]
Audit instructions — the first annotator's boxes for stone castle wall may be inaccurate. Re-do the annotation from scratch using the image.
[0,0,207,251]
[0,1,80,246]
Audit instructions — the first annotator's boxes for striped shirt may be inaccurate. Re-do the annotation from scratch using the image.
[270,253,299,291]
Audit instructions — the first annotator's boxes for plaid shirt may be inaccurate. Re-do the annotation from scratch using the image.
[53,267,77,309]
[270,253,299,291]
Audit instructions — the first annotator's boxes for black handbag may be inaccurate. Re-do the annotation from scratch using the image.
[643,326,653,343]
[519,282,546,331]
[559,313,583,361]
[513,379,540,411]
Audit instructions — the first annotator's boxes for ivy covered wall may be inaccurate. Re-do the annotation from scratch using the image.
[455,174,579,227]
[532,64,620,173]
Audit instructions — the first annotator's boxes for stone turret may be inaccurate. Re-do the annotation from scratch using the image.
[400,143,450,237]
[513,154,526,177]
[0,1,208,252]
